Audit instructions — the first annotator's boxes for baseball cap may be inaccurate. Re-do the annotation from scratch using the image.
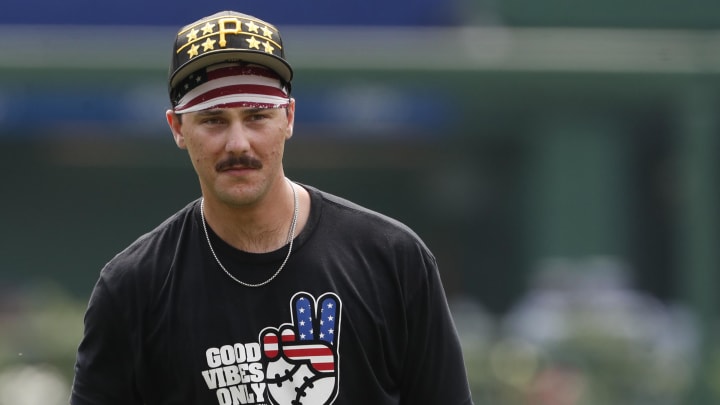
[168,11,293,104]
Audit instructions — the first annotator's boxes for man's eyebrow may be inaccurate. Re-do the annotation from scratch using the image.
[244,107,274,114]
[196,109,224,117]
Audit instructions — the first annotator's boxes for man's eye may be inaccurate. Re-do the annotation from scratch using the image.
[201,118,224,125]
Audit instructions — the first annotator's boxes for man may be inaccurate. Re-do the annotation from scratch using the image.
[71,10,473,405]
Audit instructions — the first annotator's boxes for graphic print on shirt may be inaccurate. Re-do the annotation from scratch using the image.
[200,292,342,405]
[260,292,342,405]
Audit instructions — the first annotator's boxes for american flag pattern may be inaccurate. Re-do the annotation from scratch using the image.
[261,292,341,374]
[291,294,338,372]
[173,63,290,114]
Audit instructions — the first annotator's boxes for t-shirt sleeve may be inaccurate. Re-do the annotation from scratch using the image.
[71,276,142,405]
[400,248,474,405]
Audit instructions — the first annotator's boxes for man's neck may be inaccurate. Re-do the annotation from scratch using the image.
[203,181,296,253]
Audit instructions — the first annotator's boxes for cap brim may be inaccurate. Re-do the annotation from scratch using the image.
[169,49,293,90]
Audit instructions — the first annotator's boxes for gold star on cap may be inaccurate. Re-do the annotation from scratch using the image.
[261,26,273,39]
[246,36,261,49]
[187,44,200,58]
[262,41,275,54]
[186,28,199,42]
[245,21,260,33]
[202,38,216,51]
[200,22,215,35]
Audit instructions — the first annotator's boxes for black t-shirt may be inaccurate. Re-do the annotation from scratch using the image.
[71,184,473,405]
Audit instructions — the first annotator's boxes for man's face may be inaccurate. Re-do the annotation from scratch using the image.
[166,101,295,208]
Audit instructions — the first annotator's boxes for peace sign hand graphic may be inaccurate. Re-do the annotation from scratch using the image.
[260,292,341,405]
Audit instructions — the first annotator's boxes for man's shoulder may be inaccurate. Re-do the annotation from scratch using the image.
[306,184,427,248]
[101,199,199,282]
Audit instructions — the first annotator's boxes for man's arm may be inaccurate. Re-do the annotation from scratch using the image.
[71,277,142,405]
[399,250,475,405]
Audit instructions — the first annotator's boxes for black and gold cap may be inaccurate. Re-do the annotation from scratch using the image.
[168,11,293,100]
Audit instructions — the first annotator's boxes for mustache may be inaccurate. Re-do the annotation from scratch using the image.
[215,155,263,171]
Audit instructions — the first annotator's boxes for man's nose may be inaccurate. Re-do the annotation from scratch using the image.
[224,122,251,153]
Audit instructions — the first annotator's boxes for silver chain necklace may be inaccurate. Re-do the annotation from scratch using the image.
[200,178,299,288]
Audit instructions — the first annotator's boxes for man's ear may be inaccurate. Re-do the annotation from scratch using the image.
[166,110,186,149]
[285,98,296,140]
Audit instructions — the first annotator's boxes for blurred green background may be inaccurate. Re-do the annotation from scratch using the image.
[1,1,719,403]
